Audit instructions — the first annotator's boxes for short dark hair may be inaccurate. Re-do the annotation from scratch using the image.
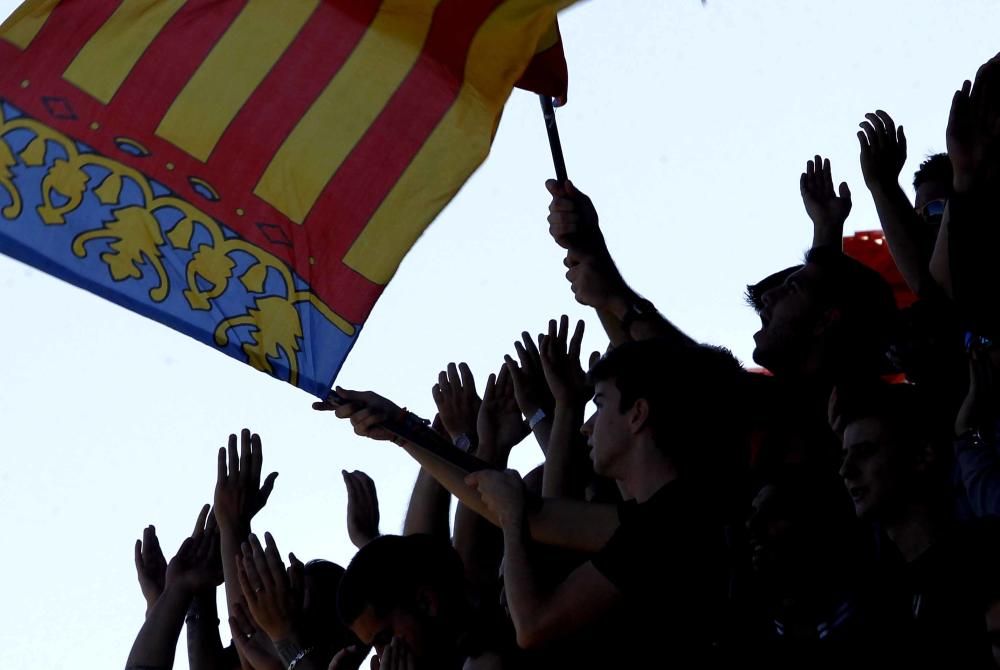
[913,153,953,192]
[587,339,749,471]
[337,534,466,627]
[804,247,899,376]
[832,381,949,454]
[301,560,351,654]
[745,265,802,314]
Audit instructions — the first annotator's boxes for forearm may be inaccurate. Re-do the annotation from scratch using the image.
[598,291,694,347]
[453,441,508,599]
[271,635,325,670]
[502,518,553,649]
[399,440,618,552]
[870,184,932,295]
[542,405,586,498]
[187,591,224,670]
[402,467,452,539]
[126,585,192,669]
[528,416,553,456]
[218,526,247,619]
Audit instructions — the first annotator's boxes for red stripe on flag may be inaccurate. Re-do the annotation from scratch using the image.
[301,0,505,263]
[7,0,122,91]
[107,0,246,130]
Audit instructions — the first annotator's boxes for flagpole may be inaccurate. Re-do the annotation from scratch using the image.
[539,95,568,182]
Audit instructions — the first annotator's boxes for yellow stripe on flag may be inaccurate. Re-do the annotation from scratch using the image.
[63,0,185,104]
[254,0,440,225]
[156,0,321,162]
[0,0,60,50]
[535,20,559,53]
[343,0,566,285]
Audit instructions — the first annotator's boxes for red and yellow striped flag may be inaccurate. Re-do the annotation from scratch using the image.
[0,0,575,395]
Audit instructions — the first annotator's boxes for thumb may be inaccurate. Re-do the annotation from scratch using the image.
[545,179,566,197]
[838,182,852,201]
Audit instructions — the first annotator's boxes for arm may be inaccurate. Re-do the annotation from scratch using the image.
[506,332,555,454]
[955,348,1000,517]
[857,110,933,295]
[212,430,278,670]
[126,507,220,670]
[466,470,622,649]
[546,179,695,347]
[320,386,621,552]
[186,591,226,670]
[453,366,521,597]
[538,317,591,499]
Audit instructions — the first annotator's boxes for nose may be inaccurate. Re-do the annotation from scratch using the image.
[581,412,595,437]
[838,453,856,481]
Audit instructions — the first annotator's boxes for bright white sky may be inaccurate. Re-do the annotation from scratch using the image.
[0,1,996,668]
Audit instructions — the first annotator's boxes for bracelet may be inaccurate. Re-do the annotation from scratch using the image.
[528,408,547,430]
[288,647,315,670]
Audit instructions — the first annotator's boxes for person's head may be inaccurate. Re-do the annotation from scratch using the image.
[299,559,352,657]
[750,248,898,379]
[913,153,953,224]
[833,382,947,522]
[337,534,467,662]
[582,339,748,481]
[746,466,858,591]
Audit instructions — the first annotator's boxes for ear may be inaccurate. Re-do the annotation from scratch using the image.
[628,397,651,436]
[414,587,440,618]
[813,306,842,336]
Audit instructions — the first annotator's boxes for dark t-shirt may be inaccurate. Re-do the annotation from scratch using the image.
[591,479,730,658]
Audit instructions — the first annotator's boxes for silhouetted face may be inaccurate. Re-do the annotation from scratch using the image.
[349,604,429,661]
[752,263,826,374]
[746,484,792,575]
[582,379,631,478]
[839,416,909,520]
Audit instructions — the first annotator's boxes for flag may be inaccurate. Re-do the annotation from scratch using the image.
[517,21,569,102]
[0,0,575,397]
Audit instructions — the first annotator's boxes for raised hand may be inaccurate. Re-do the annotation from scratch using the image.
[164,505,221,596]
[465,469,527,530]
[134,524,167,612]
[545,179,603,253]
[505,331,555,420]
[539,316,588,409]
[229,601,285,670]
[947,54,1000,192]
[801,155,852,249]
[237,532,298,642]
[858,110,907,191]
[431,362,481,441]
[213,429,279,533]
[313,387,404,444]
[476,365,530,458]
[377,637,417,670]
[343,470,381,549]
[327,645,369,670]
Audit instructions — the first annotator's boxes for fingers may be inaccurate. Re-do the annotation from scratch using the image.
[227,434,239,484]
[239,429,251,486]
[874,110,896,141]
[557,314,569,346]
[446,362,461,391]
[241,538,270,592]
[858,120,879,148]
[458,362,477,397]
[589,350,602,369]
[482,373,497,404]
[237,553,258,604]
[193,503,210,538]
[568,319,585,360]
[134,538,143,572]
[838,182,852,202]
[259,472,278,506]
[897,124,907,157]
[544,178,567,197]
[216,446,227,486]
[250,433,263,491]
[262,532,287,587]
[822,158,834,197]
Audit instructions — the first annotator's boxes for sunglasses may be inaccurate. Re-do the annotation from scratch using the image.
[916,199,947,223]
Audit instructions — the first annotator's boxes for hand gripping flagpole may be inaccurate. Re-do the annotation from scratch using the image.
[539,95,568,182]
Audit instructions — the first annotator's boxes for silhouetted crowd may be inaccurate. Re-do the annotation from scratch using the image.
[125,52,1000,670]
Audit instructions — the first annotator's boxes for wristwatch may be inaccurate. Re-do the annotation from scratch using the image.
[621,297,657,339]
